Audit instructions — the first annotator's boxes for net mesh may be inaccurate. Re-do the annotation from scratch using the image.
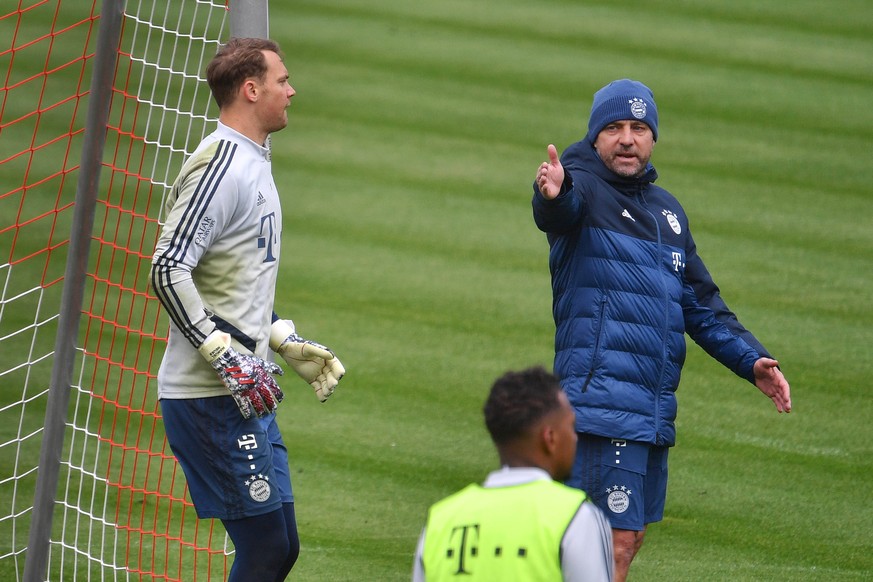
[0,1,233,579]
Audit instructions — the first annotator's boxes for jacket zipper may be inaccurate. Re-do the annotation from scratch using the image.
[641,187,669,442]
[581,295,608,393]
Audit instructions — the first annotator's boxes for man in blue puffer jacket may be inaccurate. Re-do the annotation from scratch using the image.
[532,79,791,582]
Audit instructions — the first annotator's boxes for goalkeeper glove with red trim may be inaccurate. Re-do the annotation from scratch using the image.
[199,330,284,419]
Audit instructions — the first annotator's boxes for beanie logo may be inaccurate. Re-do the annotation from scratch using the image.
[628,97,647,120]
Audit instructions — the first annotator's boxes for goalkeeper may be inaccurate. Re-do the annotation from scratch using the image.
[150,38,344,582]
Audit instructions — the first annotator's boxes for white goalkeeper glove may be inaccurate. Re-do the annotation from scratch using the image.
[199,330,284,419]
[270,319,345,402]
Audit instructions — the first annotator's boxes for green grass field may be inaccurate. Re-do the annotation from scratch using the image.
[265,1,873,580]
[4,0,873,580]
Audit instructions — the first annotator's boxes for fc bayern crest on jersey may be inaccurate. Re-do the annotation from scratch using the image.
[605,485,632,514]
[628,97,647,120]
[244,474,272,502]
[662,209,682,235]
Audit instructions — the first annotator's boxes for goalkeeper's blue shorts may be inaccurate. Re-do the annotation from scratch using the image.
[160,395,293,520]
[565,433,669,531]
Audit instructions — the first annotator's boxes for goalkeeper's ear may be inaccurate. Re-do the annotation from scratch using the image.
[269,319,296,352]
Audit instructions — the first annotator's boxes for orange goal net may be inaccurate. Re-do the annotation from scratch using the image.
[0,1,255,579]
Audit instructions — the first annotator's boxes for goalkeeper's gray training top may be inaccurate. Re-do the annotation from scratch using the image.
[151,122,282,399]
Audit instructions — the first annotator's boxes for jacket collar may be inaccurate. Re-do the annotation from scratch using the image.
[562,138,657,195]
[215,121,271,161]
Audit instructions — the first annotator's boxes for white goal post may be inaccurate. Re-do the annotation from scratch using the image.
[0,1,269,579]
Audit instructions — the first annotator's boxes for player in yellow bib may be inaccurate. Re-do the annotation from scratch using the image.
[413,367,613,581]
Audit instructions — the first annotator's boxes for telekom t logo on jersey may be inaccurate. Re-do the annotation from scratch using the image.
[258,212,278,263]
[447,524,479,574]
[444,523,532,574]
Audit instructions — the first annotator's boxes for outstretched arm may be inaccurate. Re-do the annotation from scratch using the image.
[753,358,792,413]
[536,144,565,199]
[532,144,584,235]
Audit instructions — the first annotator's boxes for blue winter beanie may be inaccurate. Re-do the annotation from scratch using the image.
[586,79,659,143]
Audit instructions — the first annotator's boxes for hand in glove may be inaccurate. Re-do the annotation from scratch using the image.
[199,330,284,419]
[270,319,345,402]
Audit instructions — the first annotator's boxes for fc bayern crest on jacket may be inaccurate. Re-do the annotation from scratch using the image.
[662,209,682,234]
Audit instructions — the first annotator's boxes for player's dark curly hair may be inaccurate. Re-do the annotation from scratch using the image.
[483,366,564,445]
[206,37,283,108]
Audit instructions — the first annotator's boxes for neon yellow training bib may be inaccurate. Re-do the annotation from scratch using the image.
[422,480,588,581]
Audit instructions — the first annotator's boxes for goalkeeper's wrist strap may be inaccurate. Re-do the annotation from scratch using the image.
[198,330,231,363]
[269,319,296,352]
